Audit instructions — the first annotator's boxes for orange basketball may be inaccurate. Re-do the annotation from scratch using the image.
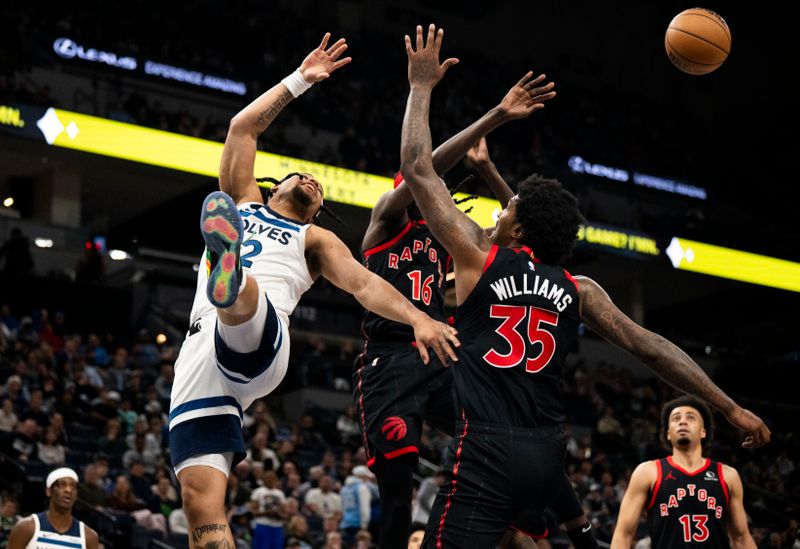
[665,8,731,75]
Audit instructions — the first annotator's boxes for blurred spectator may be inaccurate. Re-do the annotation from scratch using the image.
[411,470,444,525]
[151,476,179,517]
[97,419,127,467]
[0,228,34,281]
[0,496,21,546]
[1,376,25,415]
[305,475,342,521]
[340,466,373,548]
[407,522,426,549]
[285,515,313,549]
[108,475,146,513]
[3,418,38,461]
[123,433,160,474]
[250,469,285,548]
[21,390,49,428]
[336,405,360,445]
[36,425,65,466]
[78,464,108,509]
[0,398,18,432]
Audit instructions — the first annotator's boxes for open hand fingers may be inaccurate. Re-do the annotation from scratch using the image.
[523,73,547,90]
[404,35,413,55]
[332,57,352,71]
[416,25,424,51]
[516,71,534,87]
[426,23,436,50]
[318,32,331,51]
[326,38,347,57]
[415,339,430,365]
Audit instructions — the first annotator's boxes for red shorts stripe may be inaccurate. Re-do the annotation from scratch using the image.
[436,419,469,549]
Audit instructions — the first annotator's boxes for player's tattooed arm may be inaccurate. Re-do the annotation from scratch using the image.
[220,33,350,206]
[576,276,771,448]
[400,25,490,276]
[220,84,294,205]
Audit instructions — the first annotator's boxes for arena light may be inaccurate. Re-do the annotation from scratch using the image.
[32,107,500,227]
[108,249,132,261]
[34,238,54,248]
[666,237,800,293]
[2,197,13,207]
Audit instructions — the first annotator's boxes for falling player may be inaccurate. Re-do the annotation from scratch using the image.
[399,23,770,548]
[169,33,459,549]
[611,396,757,549]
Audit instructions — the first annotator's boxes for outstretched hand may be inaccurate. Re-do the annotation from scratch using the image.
[404,23,459,89]
[498,72,556,120]
[412,315,460,366]
[726,407,771,448]
[299,32,352,83]
[466,137,492,167]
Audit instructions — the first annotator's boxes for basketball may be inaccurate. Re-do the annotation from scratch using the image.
[665,8,731,74]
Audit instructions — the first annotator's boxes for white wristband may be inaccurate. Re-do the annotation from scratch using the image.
[281,69,313,98]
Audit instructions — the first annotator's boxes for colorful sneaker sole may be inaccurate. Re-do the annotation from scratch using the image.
[200,191,243,308]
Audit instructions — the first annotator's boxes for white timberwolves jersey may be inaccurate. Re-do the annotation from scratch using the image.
[189,201,315,323]
[26,512,87,549]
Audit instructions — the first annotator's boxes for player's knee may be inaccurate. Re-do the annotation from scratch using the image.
[180,478,221,524]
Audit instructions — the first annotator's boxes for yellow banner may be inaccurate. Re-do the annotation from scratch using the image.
[666,237,800,292]
[47,108,501,226]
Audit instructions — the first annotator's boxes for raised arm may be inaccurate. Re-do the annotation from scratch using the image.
[467,137,514,208]
[219,33,351,205]
[400,25,491,277]
[576,276,771,448]
[724,466,757,549]
[365,72,553,249]
[611,461,656,549]
[306,226,459,365]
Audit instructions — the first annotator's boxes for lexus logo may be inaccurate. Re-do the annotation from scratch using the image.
[52,37,137,71]
[53,38,78,59]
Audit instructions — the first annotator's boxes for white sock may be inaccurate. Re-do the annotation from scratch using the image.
[217,292,268,353]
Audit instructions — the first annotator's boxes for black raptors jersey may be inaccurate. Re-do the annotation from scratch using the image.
[452,245,580,427]
[647,457,730,549]
[362,219,450,342]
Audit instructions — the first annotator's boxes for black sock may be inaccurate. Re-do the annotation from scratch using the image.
[567,523,599,549]
[374,454,416,549]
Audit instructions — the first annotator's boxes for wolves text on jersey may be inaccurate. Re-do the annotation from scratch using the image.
[243,217,293,246]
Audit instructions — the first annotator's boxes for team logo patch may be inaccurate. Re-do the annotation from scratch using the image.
[665,471,676,481]
[705,470,718,482]
[381,416,408,441]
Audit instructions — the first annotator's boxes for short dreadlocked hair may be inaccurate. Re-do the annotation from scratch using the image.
[660,396,714,455]
[256,173,343,225]
[515,175,583,265]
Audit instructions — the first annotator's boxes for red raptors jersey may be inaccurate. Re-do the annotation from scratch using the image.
[647,457,731,549]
